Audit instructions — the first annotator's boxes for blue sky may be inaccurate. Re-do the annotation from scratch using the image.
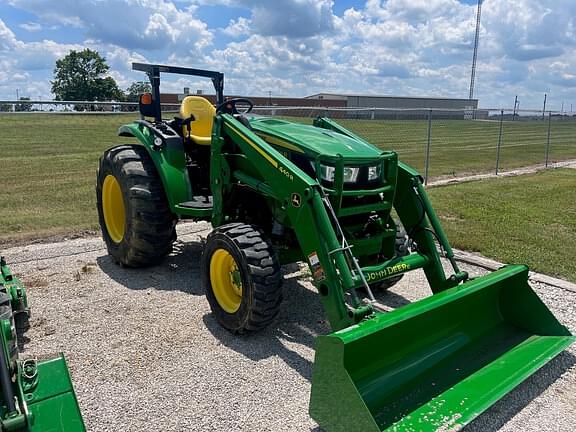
[0,0,574,109]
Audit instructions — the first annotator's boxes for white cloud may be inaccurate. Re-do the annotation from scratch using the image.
[0,19,18,51]
[21,40,89,71]
[8,0,213,54]
[208,34,326,78]
[385,0,462,21]
[237,0,335,38]
[104,46,149,73]
[482,0,576,60]
[209,0,336,38]
[0,19,141,99]
[1,0,575,108]
[222,17,251,38]
[19,22,42,32]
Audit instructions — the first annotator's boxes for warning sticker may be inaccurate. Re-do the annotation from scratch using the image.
[308,252,325,281]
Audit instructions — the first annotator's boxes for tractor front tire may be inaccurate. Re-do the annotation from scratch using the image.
[201,223,282,333]
[96,144,176,267]
[370,224,410,291]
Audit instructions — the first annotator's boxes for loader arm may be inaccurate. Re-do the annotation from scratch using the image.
[393,162,469,291]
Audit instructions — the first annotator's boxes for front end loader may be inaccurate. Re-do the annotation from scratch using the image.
[96,63,574,431]
[0,257,85,431]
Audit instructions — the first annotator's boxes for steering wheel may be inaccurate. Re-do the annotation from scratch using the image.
[216,97,254,115]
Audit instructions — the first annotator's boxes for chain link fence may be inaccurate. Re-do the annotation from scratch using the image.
[251,106,576,182]
[1,101,574,184]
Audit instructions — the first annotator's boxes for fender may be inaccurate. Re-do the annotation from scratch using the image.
[118,122,193,212]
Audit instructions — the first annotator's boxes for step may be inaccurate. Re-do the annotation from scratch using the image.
[179,196,213,209]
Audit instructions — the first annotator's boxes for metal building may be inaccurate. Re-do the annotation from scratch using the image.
[305,93,479,119]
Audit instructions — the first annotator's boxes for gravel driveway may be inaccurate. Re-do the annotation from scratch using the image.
[3,222,575,432]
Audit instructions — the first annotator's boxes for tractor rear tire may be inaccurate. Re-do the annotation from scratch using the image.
[201,223,283,333]
[370,224,410,292]
[96,144,176,267]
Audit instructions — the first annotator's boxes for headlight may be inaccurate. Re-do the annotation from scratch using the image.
[319,164,359,183]
[343,166,360,182]
[318,164,335,182]
[367,164,381,181]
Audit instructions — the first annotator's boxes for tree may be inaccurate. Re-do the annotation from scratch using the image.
[125,81,151,102]
[123,81,152,111]
[51,49,123,102]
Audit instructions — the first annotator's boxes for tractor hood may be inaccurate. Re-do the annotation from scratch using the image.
[249,117,382,160]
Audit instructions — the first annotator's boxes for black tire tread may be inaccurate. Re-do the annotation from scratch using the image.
[97,144,176,267]
[203,223,283,333]
[371,224,410,291]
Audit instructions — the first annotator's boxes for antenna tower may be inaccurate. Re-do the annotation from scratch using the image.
[469,0,482,100]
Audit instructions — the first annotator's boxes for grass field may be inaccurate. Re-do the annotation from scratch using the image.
[1,113,127,242]
[429,169,576,283]
[290,115,576,177]
[0,112,575,244]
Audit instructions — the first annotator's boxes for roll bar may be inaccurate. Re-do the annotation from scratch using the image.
[132,62,224,123]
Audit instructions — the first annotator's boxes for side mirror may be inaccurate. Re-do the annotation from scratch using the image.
[139,93,160,119]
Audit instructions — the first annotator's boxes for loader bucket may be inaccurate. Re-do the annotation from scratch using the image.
[310,265,574,432]
[25,355,85,432]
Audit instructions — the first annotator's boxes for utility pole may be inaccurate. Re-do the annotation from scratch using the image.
[268,90,272,106]
[542,93,547,119]
[513,95,518,119]
[468,0,482,100]
[16,88,19,100]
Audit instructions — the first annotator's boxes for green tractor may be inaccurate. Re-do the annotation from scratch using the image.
[96,63,574,431]
[0,257,84,431]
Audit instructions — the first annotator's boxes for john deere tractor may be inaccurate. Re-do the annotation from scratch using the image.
[0,257,84,431]
[96,63,574,431]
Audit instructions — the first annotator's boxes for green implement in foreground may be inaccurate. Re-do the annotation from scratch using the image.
[96,63,574,431]
[0,257,85,431]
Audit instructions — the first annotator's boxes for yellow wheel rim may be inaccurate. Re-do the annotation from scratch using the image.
[102,174,126,243]
[210,249,243,313]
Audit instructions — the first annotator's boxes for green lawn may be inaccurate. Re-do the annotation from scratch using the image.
[282,115,576,178]
[351,117,576,177]
[0,113,130,243]
[0,112,574,244]
[428,169,576,283]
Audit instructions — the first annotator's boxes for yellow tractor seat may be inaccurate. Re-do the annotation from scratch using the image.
[179,96,216,146]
